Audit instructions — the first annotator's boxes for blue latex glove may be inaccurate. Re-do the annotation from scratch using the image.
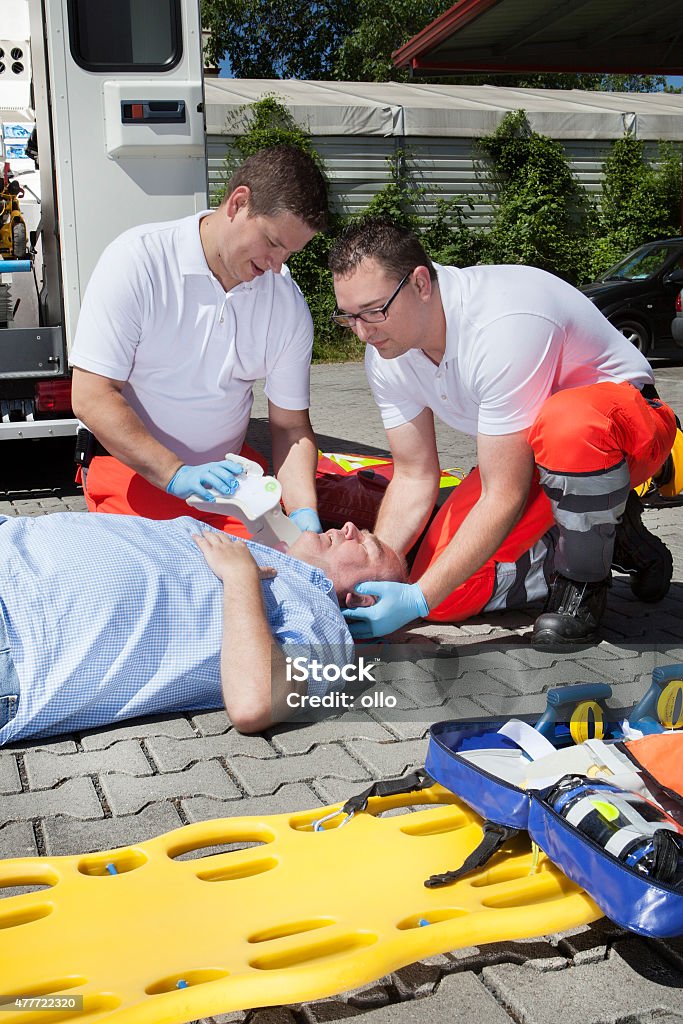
[342,581,429,639]
[289,507,323,533]
[166,459,244,501]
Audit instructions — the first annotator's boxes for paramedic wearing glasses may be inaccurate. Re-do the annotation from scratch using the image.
[328,218,678,648]
[69,146,328,539]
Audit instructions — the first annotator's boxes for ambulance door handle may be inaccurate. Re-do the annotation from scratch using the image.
[120,101,187,125]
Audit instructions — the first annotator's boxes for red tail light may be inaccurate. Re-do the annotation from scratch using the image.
[676,291,682,314]
[35,379,73,413]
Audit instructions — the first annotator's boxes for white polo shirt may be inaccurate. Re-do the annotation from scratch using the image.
[70,211,313,464]
[367,263,654,437]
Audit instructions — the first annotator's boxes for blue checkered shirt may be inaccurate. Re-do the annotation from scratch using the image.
[0,513,354,744]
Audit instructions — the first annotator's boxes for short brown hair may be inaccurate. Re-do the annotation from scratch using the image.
[225,145,328,231]
[329,217,436,281]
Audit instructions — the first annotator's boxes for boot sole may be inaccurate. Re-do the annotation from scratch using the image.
[531,628,600,651]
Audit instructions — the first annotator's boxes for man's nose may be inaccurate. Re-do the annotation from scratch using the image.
[354,318,375,343]
[342,522,361,540]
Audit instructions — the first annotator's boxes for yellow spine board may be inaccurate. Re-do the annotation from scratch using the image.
[0,787,600,1024]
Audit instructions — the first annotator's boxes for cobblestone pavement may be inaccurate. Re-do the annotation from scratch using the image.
[1,357,682,1022]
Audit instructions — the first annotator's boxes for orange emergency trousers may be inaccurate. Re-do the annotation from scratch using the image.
[410,381,677,623]
[77,442,269,539]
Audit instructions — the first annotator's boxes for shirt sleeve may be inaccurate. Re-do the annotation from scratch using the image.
[262,274,314,411]
[365,346,425,429]
[465,313,564,435]
[69,235,151,381]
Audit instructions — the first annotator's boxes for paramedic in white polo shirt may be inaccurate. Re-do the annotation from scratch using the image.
[69,145,328,538]
[328,218,677,647]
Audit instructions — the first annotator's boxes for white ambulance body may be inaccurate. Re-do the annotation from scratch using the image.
[0,0,207,438]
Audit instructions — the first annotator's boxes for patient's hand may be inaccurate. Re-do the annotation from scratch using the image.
[193,531,277,583]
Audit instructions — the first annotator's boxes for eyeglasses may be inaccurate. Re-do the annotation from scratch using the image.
[331,270,412,328]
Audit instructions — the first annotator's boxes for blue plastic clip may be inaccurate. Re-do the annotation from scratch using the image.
[105,863,118,875]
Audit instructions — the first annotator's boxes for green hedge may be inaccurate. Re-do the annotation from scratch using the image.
[218,101,683,362]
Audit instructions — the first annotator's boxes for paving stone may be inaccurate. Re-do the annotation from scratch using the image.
[473,693,548,718]
[249,1008,299,1024]
[345,739,427,778]
[204,1013,247,1024]
[317,972,514,1024]
[0,821,38,858]
[555,919,630,965]
[391,954,453,999]
[229,745,369,797]
[447,937,565,971]
[146,733,276,772]
[0,778,104,822]
[312,777,369,806]
[303,981,392,1022]
[650,936,683,974]
[270,720,395,755]
[3,738,78,755]
[182,783,319,822]
[24,740,153,788]
[371,698,485,740]
[0,754,21,794]
[482,938,683,1023]
[100,763,241,815]
[42,802,184,856]
[79,715,197,749]
[190,710,232,736]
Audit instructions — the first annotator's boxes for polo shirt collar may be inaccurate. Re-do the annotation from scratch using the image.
[435,262,462,365]
[178,210,214,277]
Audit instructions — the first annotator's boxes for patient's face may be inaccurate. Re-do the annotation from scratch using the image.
[289,522,403,597]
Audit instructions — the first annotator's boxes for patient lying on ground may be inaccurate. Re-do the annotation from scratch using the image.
[0,513,405,745]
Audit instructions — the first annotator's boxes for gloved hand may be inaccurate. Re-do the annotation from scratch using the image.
[342,581,429,639]
[289,507,323,533]
[166,459,244,501]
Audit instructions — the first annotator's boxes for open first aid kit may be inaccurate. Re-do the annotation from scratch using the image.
[424,720,683,938]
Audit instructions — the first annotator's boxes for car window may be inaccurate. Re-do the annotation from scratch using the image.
[602,246,676,281]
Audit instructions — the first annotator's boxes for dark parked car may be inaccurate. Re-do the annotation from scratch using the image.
[580,238,683,355]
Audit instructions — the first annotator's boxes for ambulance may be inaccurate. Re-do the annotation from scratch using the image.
[0,0,207,439]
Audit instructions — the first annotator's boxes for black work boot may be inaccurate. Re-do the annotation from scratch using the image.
[532,574,610,648]
[612,491,673,602]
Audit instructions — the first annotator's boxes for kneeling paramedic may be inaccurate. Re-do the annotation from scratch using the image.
[329,218,678,647]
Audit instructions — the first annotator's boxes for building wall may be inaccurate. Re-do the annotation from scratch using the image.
[207,134,673,226]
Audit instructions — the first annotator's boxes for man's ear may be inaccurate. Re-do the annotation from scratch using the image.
[225,185,252,220]
[413,265,433,301]
[345,590,377,609]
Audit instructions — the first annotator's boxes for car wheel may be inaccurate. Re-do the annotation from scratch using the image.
[611,317,651,355]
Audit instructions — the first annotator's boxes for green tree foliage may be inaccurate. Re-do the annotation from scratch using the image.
[200,0,451,80]
[200,0,672,89]
[474,111,591,282]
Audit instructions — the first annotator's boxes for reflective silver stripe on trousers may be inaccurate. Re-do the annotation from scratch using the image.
[537,459,631,582]
[485,529,557,612]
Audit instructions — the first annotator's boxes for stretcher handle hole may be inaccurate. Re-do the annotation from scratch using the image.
[145,969,229,995]
[167,826,275,861]
[248,918,336,944]
[0,866,59,897]
[170,839,269,861]
[77,849,148,876]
